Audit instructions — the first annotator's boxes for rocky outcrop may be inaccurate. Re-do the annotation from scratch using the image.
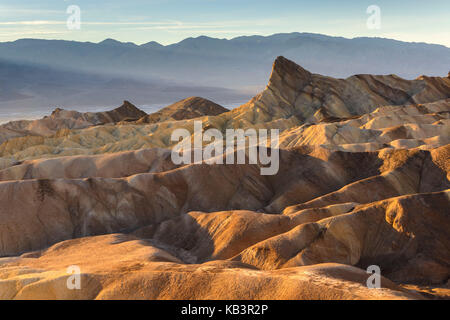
[0,162,275,257]
[0,144,448,259]
[228,56,450,127]
[136,96,228,124]
[1,58,449,165]
[235,191,450,285]
[0,101,147,145]
[0,57,449,300]
[0,148,177,181]
[0,234,419,300]
[1,98,448,166]
[278,99,450,152]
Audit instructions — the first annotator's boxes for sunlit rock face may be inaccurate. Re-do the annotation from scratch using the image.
[0,57,449,300]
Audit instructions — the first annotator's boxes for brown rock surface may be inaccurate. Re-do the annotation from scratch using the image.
[234,191,450,285]
[0,100,146,145]
[0,234,420,300]
[0,145,447,258]
[1,57,449,165]
[0,56,448,300]
[0,148,177,181]
[136,96,229,124]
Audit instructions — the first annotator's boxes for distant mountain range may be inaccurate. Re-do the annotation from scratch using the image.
[0,32,449,114]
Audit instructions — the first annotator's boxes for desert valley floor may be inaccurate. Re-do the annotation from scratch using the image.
[0,57,449,300]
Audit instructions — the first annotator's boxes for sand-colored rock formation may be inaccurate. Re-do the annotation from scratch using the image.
[0,146,448,264]
[1,57,449,165]
[0,56,448,300]
[135,96,229,124]
[278,99,450,152]
[0,101,146,145]
[0,234,419,300]
[235,191,450,284]
[222,56,450,127]
[0,148,177,181]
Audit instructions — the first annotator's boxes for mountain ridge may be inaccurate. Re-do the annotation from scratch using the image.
[1,32,449,90]
[11,32,449,49]
[0,56,449,299]
[0,56,449,164]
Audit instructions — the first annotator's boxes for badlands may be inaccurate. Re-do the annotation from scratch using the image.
[0,56,449,300]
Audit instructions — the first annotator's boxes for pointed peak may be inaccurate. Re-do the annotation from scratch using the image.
[117,100,138,111]
[268,56,311,90]
[272,56,310,76]
[111,101,147,118]
[123,100,134,106]
[51,107,64,115]
[50,107,73,117]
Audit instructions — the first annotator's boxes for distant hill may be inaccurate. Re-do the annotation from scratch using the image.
[0,100,147,144]
[0,32,449,90]
[136,97,229,124]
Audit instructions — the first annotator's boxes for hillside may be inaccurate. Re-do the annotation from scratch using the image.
[0,57,448,165]
[135,97,229,124]
[0,56,448,300]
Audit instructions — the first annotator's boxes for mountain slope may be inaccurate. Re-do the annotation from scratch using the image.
[0,101,147,144]
[0,57,449,165]
[230,56,450,126]
[1,33,449,90]
[136,97,228,124]
[0,56,449,300]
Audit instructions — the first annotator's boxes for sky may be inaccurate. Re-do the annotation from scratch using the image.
[0,0,449,47]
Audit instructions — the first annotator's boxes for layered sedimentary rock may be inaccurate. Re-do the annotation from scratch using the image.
[0,57,449,300]
[278,99,450,152]
[1,57,449,165]
[135,96,229,124]
[0,146,448,276]
[0,148,177,181]
[220,56,450,127]
[0,235,419,300]
[235,191,450,284]
[0,100,146,144]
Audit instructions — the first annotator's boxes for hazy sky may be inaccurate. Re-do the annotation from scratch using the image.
[0,0,449,46]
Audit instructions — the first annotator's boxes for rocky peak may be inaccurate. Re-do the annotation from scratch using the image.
[136,96,228,124]
[268,56,311,92]
[50,107,64,116]
[110,101,147,119]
